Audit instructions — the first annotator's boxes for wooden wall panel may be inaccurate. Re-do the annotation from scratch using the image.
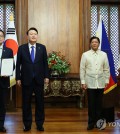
[15,0,28,108]
[81,0,91,53]
[15,0,28,45]
[15,0,91,107]
[28,0,80,73]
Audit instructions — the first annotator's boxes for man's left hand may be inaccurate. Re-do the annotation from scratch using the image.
[44,78,49,84]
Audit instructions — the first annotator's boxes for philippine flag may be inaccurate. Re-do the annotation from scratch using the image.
[96,16,117,94]
[5,12,18,87]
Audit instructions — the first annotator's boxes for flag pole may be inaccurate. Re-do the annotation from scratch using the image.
[6,9,17,112]
[9,9,14,102]
[98,10,101,22]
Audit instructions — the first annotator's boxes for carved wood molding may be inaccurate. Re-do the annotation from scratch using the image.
[79,0,91,59]
[44,79,83,97]
[15,0,28,45]
[15,0,28,107]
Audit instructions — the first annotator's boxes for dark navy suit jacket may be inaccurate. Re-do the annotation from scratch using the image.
[16,43,49,86]
[0,46,13,88]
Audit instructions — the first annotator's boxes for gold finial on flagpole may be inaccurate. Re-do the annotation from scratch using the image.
[9,7,14,21]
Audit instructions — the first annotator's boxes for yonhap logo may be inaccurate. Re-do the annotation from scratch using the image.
[96,119,106,130]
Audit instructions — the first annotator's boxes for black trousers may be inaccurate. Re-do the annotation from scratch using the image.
[0,88,7,128]
[22,79,44,128]
[87,88,104,126]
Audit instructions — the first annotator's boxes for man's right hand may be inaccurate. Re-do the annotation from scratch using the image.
[81,84,87,90]
[17,80,21,87]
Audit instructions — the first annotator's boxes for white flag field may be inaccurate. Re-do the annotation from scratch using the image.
[5,13,18,87]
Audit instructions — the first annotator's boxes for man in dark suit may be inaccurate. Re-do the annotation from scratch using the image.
[16,27,49,132]
[0,29,13,132]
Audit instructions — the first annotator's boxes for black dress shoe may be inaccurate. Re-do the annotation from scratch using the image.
[23,127,31,132]
[0,127,6,132]
[37,126,44,131]
[87,125,94,130]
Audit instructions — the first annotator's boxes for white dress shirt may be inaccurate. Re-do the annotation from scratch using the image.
[80,49,110,89]
[0,44,3,57]
[0,44,3,67]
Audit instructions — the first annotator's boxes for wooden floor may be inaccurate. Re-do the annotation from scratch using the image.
[3,108,120,134]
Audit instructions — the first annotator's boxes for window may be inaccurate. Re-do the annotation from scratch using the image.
[91,4,119,75]
[0,3,15,33]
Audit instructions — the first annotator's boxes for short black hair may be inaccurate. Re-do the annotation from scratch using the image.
[90,36,100,44]
[0,29,5,37]
[26,27,38,35]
